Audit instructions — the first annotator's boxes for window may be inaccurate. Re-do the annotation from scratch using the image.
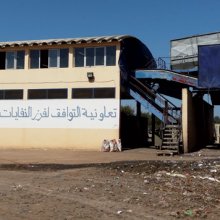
[95,47,104,65]
[75,48,84,67]
[17,51,25,69]
[0,90,23,99]
[106,46,116,66]
[74,46,116,67]
[49,49,58,68]
[72,88,93,99]
[49,49,69,68]
[0,52,6,69]
[94,88,115,98]
[40,50,48,68]
[0,51,25,70]
[6,52,15,69]
[30,49,69,69]
[72,88,115,99]
[86,48,95,66]
[28,89,68,99]
[60,49,69,68]
[30,50,40,69]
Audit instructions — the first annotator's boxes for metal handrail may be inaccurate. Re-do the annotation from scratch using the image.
[129,76,180,124]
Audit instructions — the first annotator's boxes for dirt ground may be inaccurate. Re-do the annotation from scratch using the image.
[0,147,219,219]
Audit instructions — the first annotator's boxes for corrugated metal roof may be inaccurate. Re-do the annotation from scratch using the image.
[0,35,134,48]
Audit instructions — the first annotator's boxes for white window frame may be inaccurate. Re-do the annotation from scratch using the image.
[74,46,116,67]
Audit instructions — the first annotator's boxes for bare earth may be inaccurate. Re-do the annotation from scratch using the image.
[0,147,219,220]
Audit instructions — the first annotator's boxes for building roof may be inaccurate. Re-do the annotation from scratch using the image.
[0,35,134,48]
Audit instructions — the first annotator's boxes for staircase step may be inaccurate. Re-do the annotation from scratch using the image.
[162,141,179,145]
[165,125,179,128]
[163,132,179,136]
[163,133,175,136]
[164,128,179,131]
[161,145,178,148]
[163,137,178,140]
[157,150,178,156]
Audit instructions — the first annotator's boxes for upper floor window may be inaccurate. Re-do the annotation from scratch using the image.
[106,46,116,66]
[0,51,25,70]
[30,48,69,69]
[75,46,116,67]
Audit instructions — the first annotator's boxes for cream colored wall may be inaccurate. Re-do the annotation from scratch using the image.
[0,128,119,149]
[0,42,121,150]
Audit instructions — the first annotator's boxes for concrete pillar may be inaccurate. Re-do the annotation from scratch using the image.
[182,89,214,153]
[151,114,155,146]
[182,88,196,153]
[136,102,141,145]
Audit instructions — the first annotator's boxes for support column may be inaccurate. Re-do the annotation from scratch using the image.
[182,88,196,153]
[151,114,155,146]
[136,102,141,145]
[136,102,141,118]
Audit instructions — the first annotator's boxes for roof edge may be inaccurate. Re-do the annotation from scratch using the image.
[171,31,220,42]
[0,35,137,48]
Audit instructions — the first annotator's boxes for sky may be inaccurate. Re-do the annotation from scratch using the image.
[0,0,220,114]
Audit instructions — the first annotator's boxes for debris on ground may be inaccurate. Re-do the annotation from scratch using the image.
[0,157,219,219]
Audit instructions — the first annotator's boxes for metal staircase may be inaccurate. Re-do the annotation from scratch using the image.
[159,124,182,155]
[127,75,182,154]
[128,76,181,124]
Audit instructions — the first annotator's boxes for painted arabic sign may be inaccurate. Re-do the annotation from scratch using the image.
[0,99,119,129]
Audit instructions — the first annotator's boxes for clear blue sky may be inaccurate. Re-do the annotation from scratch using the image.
[1,0,220,114]
[1,0,220,58]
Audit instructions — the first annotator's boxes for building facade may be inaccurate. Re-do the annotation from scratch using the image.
[0,35,155,149]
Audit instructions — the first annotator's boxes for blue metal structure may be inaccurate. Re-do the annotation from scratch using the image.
[135,69,198,87]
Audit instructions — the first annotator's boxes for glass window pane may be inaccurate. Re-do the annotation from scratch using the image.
[75,48,84,67]
[95,47,104,65]
[86,48,94,66]
[0,52,6,70]
[49,49,58,68]
[4,90,23,99]
[106,46,116,66]
[30,50,40,69]
[28,89,67,99]
[72,88,93,98]
[28,89,47,99]
[0,90,3,99]
[94,88,115,98]
[48,89,67,99]
[16,51,25,69]
[6,52,15,69]
[60,48,69,68]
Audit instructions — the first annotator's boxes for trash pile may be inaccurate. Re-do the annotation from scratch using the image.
[102,159,220,219]
[101,139,122,152]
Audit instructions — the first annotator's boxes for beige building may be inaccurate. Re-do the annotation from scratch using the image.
[0,35,154,150]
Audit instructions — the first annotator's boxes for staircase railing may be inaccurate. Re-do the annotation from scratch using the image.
[129,76,181,124]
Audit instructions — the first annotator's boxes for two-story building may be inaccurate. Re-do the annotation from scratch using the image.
[0,35,155,149]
